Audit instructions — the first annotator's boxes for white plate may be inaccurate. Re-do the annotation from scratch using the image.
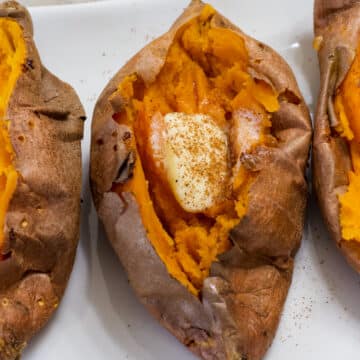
[20,0,360,359]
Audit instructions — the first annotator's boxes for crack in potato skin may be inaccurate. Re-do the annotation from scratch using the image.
[0,18,26,257]
[112,5,279,296]
[334,46,360,243]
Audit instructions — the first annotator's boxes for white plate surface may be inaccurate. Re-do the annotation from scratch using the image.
[18,0,360,359]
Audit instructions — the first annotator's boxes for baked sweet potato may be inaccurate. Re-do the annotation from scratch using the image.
[314,0,360,272]
[0,1,85,358]
[91,1,311,359]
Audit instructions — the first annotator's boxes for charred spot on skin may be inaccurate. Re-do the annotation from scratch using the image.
[22,58,34,72]
[26,58,34,69]
[269,256,291,270]
[79,115,87,121]
[114,151,136,184]
[28,120,34,128]
[185,339,196,348]
[96,138,104,146]
[216,17,226,27]
[122,131,131,141]
[36,205,43,213]
[17,135,25,142]
[257,42,265,50]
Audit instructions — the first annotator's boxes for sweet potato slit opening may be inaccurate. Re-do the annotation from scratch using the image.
[334,45,360,244]
[113,6,279,295]
[0,19,26,257]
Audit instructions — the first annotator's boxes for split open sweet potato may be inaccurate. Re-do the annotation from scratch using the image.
[0,2,85,358]
[91,1,311,359]
[314,0,360,272]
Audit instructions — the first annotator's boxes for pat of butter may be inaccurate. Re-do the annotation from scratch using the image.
[164,112,229,213]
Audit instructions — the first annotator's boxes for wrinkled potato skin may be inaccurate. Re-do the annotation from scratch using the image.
[0,2,85,359]
[313,0,360,272]
[91,1,311,359]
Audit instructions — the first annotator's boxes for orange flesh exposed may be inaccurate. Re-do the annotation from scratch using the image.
[113,6,279,295]
[334,46,360,243]
[0,19,26,257]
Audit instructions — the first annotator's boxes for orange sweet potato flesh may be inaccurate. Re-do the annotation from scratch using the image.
[334,46,360,243]
[0,18,26,256]
[113,6,279,295]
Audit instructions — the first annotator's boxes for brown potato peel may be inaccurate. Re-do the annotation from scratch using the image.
[0,2,85,358]
[313,0,360,272]
[91,1,311,359]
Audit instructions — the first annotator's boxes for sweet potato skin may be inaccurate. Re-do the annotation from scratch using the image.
[0,2,85,358]
[313,0,360,273]
[91,1,311,359]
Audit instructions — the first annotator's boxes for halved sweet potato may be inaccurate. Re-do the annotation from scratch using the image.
[91,1,311,359]
[313,0,360,272]
[0,2,85,358]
